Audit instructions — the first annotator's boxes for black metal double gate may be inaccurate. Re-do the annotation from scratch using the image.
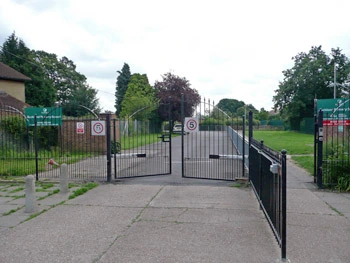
[17,100,246,181]
[112,98,247,181]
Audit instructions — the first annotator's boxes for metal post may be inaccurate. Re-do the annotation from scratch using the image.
[248,111,253,181]
[281,149,287,260]
[259,140,264,199]
[113,118,117,179]
[248,111,253,148]
[106,114,111,182]
[314,114,318,183]
[34,115,39,181]
[242,115,246,177]
[317,110,324,188]
[181,94,184,177]
[334,63,337,99]
[168,101,172,174]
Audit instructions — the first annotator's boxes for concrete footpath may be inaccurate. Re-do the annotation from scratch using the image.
[0,159,349,263]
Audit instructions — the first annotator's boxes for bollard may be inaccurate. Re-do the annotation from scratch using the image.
[60,163,69,194]
[25,175,38,213]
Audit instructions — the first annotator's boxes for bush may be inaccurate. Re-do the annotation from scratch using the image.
[324,144,350,191]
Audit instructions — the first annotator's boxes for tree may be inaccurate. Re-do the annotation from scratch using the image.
[257,108,269,121]
[216,98,245,117]
[115,63,131,117]
[120,74,158,120]
[0,32,56,107]
[154,72,200,122]
[62,84,100,117]
[236,104,258,118]
[273,46,350,130]
[33,51,100,116]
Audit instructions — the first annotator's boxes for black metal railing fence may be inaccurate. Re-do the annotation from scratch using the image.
[315,109,350,189]
[248,111,287,260]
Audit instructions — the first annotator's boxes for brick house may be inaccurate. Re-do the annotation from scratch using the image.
[0,62,31,110]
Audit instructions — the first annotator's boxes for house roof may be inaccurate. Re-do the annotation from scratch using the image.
[0,62,31,82]
[0,91,30,111]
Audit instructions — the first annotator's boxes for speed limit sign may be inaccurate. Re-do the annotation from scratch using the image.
[184,117,199,133]
[91,121,106,136]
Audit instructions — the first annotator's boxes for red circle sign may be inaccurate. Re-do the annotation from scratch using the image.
[186,119,197,131]
[93,122,104,134]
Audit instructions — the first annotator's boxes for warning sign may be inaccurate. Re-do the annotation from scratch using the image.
[184,117,199,132]
[91,121,106,136]
[76,122,85,134]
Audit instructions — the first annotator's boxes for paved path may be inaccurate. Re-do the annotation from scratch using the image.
[0,158,349,262]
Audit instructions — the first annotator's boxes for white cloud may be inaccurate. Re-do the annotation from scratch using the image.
[1,0,350,112]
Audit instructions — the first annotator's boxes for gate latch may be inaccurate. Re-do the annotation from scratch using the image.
[159,134,170,142]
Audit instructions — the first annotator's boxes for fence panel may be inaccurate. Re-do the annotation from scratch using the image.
[0,106,110,181]
[248,111,287,260]
[315,108,350,189]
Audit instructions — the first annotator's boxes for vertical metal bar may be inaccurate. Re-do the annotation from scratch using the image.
[248,111,253,181]
[317,110,323,188]
[181,94,185,177]
[169,101,172,174]
[242,115,246,178]
[314,114,318,183]
[34,115,39,181]
[259,140,264,199]
[113,118,117,179]
[106,114,111,182]
[281,149,287,260]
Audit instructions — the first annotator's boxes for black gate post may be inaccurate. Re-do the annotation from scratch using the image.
[113,118,117,179]
[317,110,323,188]
[281,149,287,260]
[248,111,253,181]
[181,94,185,177]
[314,114,318,183]
[106,114,112,182]
[168,100,172,174]
[34,115,39,181]
[242,115,246,177]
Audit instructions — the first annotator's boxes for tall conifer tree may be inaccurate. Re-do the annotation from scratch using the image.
[115,63,131,116]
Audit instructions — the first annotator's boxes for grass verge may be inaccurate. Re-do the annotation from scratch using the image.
[69,182,99,199]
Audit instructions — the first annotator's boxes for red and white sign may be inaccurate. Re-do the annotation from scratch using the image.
[76,122,85,134]
[184,117,199,132]
[91,121,106,136]
[323,120,350,126]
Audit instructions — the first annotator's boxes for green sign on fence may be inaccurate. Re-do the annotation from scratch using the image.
[317,98,350,119]
[25,107,62,127]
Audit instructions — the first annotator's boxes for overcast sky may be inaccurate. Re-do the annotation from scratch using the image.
[1,0,350,112]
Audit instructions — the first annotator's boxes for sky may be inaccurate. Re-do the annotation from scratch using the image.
[1,0,350,112]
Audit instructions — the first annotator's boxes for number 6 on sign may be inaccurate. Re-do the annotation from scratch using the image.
[184,117,199,133]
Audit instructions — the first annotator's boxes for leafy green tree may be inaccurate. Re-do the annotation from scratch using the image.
[216,98,245,117]
[236,104,258,118]
[33,51,100,116]
[120,74,158,120]
[0,32,56,106]
[273,46,350,130]
[115,63,131,117]
[257,108,269,120]
[154,72,200,122]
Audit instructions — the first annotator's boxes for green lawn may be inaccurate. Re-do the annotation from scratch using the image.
[252,131,314,175]
[252,131,314,155]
